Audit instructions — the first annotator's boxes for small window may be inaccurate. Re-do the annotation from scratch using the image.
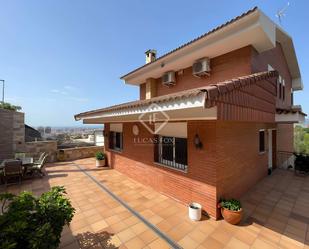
[259,130,265,153]
[283,85,285,101]
[155,136,188,172]
[109,131,123,151]
[279,83,282,99]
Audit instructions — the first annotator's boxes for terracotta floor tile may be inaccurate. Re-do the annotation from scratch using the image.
[200,236,224,249]
[86,214,103,225]
[233,228,257,245]
[105,214,122,226]
[4,159,309,249]
[90,220,108,233]
[156,220,173,233]
[70,219,89,232]
[225,237,250,249]
[123,216,140,226]
[147,238,170,249]
[117,228,136,243]
[251,238,277,249]
[139,230,158,245]
[124,236,146,249]
[210,227,232,245]
[187,227,207,244]
[279,235,305,249]
[198,223,215,236]
[130,222,148,235]
[178,235,199,249]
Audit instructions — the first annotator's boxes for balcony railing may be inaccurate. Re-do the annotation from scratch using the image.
[277,151,295,169]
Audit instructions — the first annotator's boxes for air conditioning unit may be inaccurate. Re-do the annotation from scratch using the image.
[192,58,210,77]
[162,71,176,86]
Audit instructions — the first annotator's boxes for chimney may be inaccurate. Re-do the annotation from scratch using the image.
[145,49,157,64]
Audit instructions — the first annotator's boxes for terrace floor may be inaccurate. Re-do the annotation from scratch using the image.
[1,158,309,249]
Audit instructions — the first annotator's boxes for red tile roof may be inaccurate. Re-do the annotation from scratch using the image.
[276,107,307,116]
[120,7,258,79]
[75,70,278,120]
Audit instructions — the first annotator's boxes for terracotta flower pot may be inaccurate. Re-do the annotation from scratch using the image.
[221,207,243,225]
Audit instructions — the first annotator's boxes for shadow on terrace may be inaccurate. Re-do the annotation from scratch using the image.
[1,157,309,249]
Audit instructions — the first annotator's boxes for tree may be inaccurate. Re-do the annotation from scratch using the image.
[0,102,22,111]
[294,125,309,154]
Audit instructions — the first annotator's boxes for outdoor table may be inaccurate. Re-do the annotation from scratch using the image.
[0,158,34,178]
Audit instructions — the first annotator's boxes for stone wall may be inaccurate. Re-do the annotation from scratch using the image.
[24,141,58,162]
[58,146,104,161]
[12,111,26,153]
[0,109,14,160]
[0,109,57,162]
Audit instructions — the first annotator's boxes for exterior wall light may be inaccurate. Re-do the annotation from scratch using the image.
[194,134,203,149]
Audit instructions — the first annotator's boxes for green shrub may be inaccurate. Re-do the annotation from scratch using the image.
[0,102,22,111]
[0,186,75,249]
[219,198,241,211]
[95,152,105,160]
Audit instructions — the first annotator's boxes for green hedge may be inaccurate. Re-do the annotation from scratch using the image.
[0,186,75,249]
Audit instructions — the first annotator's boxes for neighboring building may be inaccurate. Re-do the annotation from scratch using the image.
[75,7,306,219]
[25,124,42,142]
[94,129,104,146]
[0,109,57,162]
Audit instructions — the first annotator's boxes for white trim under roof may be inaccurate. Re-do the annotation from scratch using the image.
[79,93,217,124]
[276,112,306,124]
[121,9,302,91]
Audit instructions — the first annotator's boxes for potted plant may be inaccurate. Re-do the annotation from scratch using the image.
[218,198,243,225]
[188,202,202,221]
[95,152,106,167]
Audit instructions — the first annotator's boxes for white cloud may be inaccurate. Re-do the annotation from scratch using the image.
[51,89,67,95]
[68,97,89,102]
[64,85,77,90]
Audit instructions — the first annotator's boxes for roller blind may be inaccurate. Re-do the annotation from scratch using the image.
[154,122,187,138]
[110,123,123,132]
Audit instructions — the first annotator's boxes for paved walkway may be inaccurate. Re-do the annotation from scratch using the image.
[1,158,309,249]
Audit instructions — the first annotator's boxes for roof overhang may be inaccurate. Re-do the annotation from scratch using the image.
[276,106,307,124]
[76,92,217,124]
[75,71,277,124]
[121,9,302,91]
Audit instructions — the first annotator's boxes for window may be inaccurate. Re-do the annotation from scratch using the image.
[109,131,123,151]
[283,85,285,101]
[154,136,187,172]
[259,130,265,153]
[279,83,282,99]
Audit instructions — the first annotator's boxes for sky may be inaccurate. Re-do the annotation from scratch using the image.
[0,0,308,127]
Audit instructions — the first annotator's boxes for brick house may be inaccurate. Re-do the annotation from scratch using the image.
[75,7,306,219]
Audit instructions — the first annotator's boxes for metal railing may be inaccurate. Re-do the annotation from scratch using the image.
[277,151,295,169]
[158,157,188,172]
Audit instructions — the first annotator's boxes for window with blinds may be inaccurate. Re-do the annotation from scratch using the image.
[109,131,123,151]
[154,135,188,172]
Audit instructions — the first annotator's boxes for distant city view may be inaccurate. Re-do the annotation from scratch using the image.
[33,125,104,149]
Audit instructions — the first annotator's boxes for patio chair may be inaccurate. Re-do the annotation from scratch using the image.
[33,152,47,165]
[27,155,48,177]
[3,160,23,186]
